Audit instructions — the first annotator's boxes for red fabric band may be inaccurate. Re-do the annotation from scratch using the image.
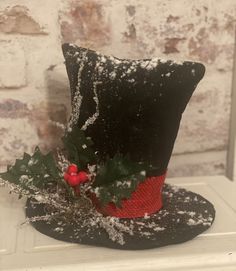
[91,172,166,218]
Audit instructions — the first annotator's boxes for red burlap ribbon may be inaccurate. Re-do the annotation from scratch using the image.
[91,172,166,218]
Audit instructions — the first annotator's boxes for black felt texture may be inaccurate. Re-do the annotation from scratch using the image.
[26,184,215,250]
[62,44,205,176]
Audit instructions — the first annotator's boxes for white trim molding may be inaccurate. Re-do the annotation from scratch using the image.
[227,37,236,181]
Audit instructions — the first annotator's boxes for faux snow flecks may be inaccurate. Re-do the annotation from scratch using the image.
[62,43,205,176]
[26,184,215,250]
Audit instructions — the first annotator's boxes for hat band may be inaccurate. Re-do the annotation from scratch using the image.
[91,172,167,218]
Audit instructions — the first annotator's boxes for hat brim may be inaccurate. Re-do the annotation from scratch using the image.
[26,184,215,250]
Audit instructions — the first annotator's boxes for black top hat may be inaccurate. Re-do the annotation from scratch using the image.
[1,44,215,250]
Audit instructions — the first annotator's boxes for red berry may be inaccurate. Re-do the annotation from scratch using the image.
[67,175,81,187]
[67,164,78,174]
[64,172,70,181]
[77,171,88,183]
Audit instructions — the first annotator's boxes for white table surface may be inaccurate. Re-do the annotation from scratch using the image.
[1,175,236,271]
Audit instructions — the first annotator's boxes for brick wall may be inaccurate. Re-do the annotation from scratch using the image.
[0,0,235,177]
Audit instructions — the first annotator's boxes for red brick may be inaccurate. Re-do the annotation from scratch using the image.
[0,5,46,35]
[0,99,29,118]
[60,0,111,47]
[163,37,185,54]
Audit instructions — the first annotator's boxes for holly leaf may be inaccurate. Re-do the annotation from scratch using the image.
[93,154,147,187]
[1,171,19,184]
[0,147,60,192]
[0,147,80,203]
[43,152,60,179]
[92,154,148,207]
[93,171,147,207]
[62,127,97,169]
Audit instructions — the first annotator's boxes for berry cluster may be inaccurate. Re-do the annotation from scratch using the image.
[64,164,89,188]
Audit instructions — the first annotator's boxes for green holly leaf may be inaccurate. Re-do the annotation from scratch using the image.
[1,171,18,184]
[62,127,97,169]
[43,152,60,179]
[0,147,61,192]
[93,154,147,187]
[92,155,148,207]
